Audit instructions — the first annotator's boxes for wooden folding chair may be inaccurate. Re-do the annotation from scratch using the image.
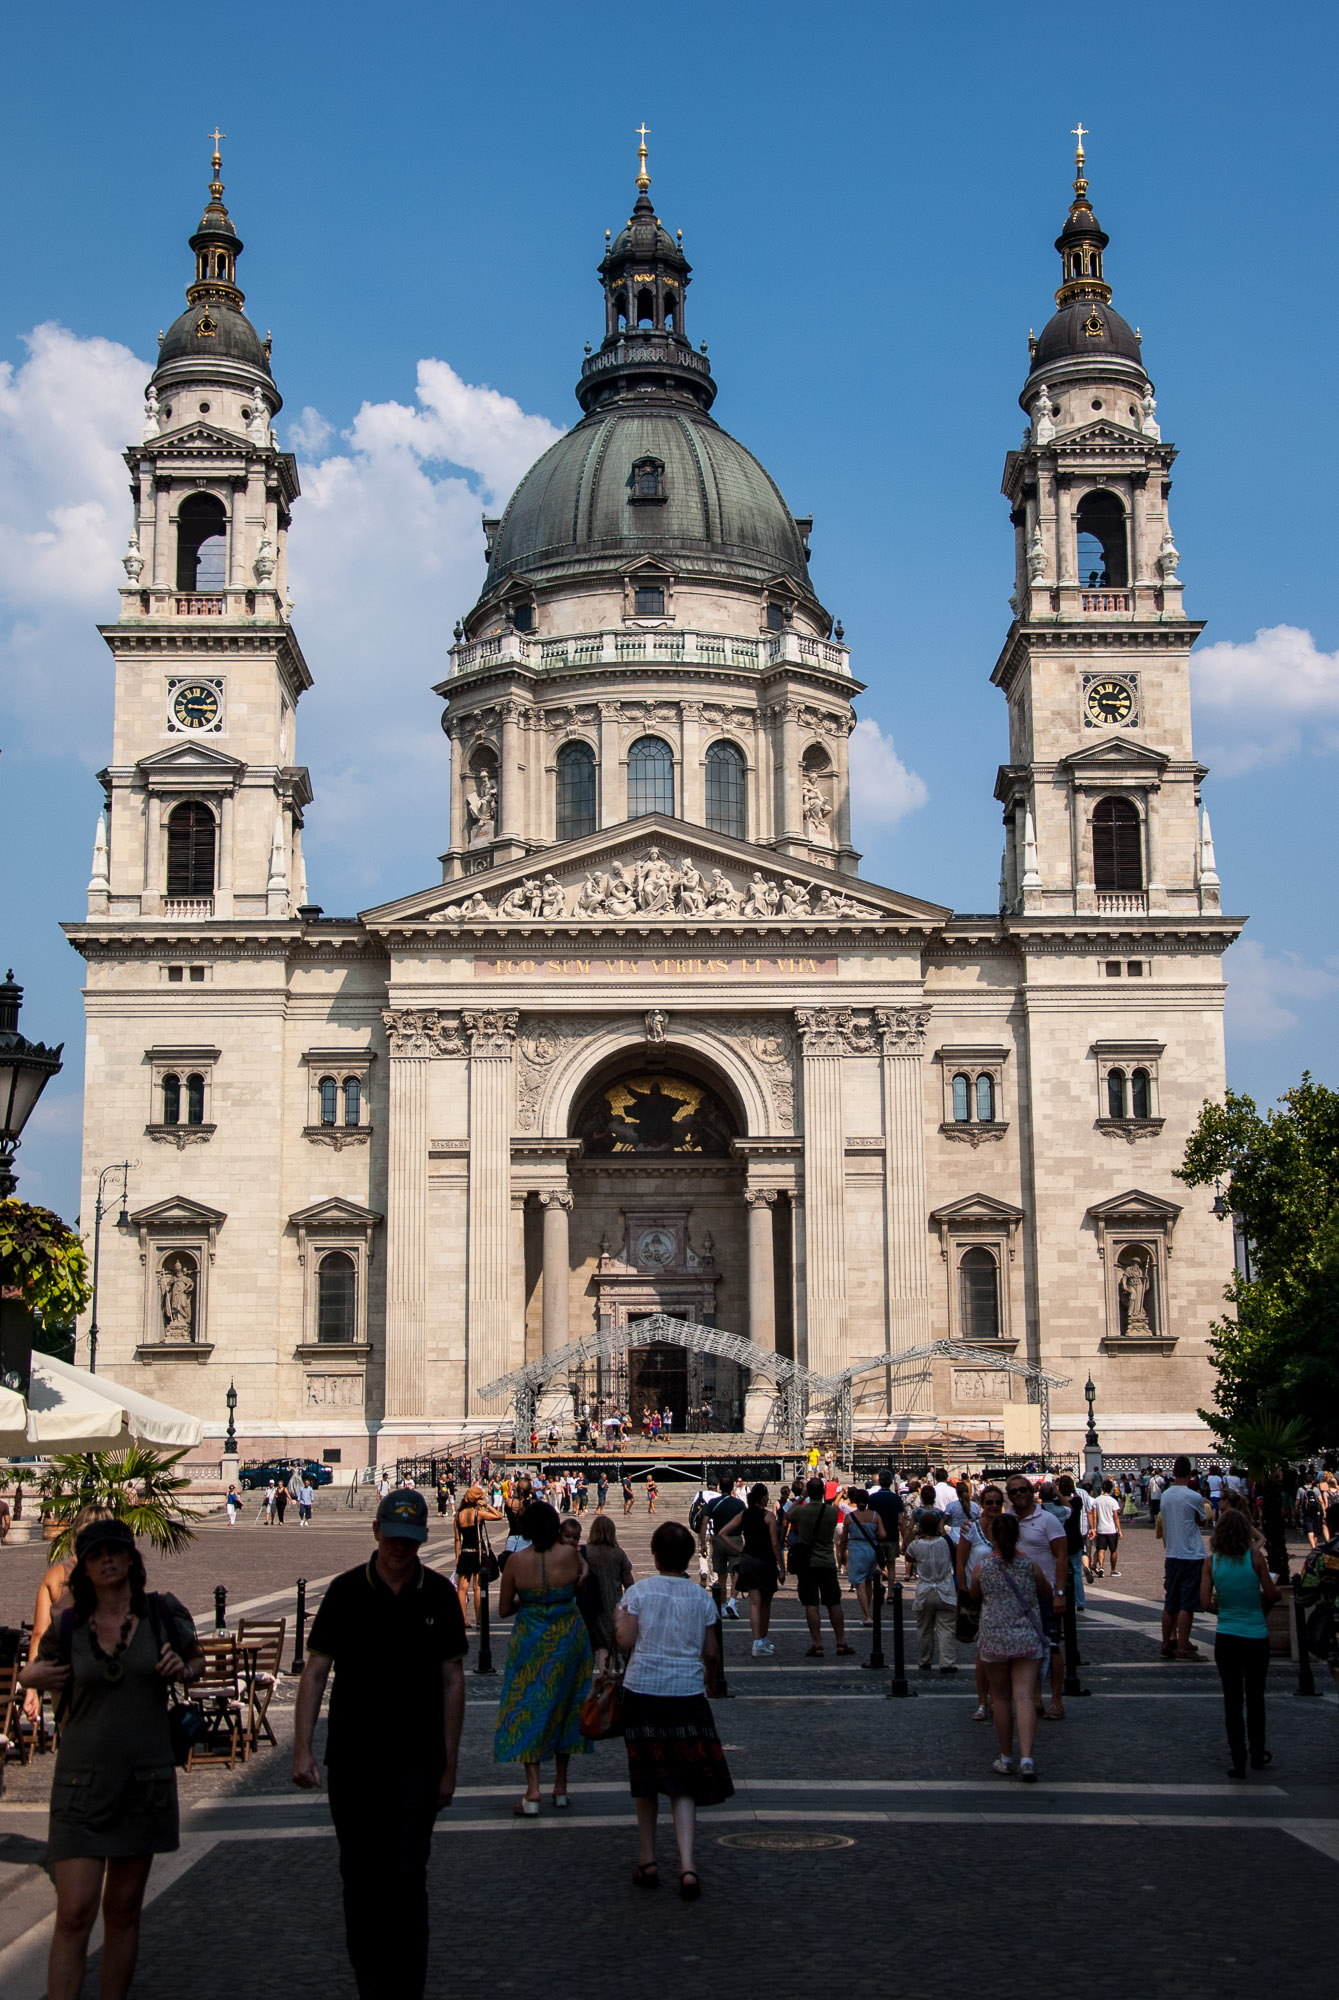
[236,1617,286,1751]
[183,1636,245,1771]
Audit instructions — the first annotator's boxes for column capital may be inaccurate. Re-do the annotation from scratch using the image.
[744,1186,778,1209]
[382,1007,465,1057]
[795,1005,876,1056]
[463,1008,519,1058]
[539,1188,574,1212]
[874,1004,933,1056]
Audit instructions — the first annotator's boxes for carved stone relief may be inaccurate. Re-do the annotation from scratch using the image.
[382,1009,466,1057]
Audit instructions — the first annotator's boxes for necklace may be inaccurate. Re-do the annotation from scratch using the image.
[88,1608,136,1684]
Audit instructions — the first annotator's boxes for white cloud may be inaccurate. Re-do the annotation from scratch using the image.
[848,716,929,828]
[1224,937,1339,1043]
[286,405,333,456]
[1191,624,1339,773]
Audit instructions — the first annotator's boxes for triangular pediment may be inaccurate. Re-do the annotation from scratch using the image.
[1053,419,1146,451]
[1060,736,1169,775]
[361,813,950,935]
[128,1195,228,1228]
[288,1197,384,1228]
[155,421,255,454]
[137,741,246,786]
[929,1193,1026,1226]
[1086,1187,1182,1225]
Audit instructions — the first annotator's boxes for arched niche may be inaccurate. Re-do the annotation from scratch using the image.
[540,1025,773,1141]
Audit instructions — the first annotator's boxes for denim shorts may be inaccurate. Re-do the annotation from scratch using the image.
[1163,1555,1204,1616]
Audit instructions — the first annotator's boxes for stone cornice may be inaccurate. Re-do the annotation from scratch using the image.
[991,619,1206,693]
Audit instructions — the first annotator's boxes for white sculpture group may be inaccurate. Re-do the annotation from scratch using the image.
[434,844,876,926]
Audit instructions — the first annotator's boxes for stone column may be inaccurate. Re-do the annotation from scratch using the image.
[144,796,163,911]
[745,1188,777,1351]
[540,1190,573,1357]
[1145,786,1165,910]
[1056,478,1073,584]
[779,703,802,839]
[680,702,703,826]
[382,1014,434,1421]
[498,702,522,841]
[796,1009,849,1379]
[877,1007,933,1411]
[599,703,622,826]
[216,790,235,917]
[464,1010,518,1410]
[446,731,465,861]
[153,480,173,588]
[228,478,247,589]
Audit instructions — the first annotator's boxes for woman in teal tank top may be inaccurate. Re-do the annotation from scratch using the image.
[1200,1507,1279,1777]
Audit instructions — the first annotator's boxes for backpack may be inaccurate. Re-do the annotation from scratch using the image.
[688,1491,711,1533]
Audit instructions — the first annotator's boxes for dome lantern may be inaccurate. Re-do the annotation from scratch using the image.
[152,133,277,397]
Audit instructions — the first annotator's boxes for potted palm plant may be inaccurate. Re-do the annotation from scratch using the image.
[38,1444,202,1558]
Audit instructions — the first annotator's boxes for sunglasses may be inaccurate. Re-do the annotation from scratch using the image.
[980,1496,1003,1507]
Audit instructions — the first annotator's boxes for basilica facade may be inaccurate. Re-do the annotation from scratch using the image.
[67,134,1242,1461]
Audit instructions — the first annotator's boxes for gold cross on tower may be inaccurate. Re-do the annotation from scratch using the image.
[208,126,227,170]
[635,122,651,193]
[1071,121,1088,161]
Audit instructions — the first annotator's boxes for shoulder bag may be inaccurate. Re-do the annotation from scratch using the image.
[477,1518,501,1586]
[579,1645,626,1740]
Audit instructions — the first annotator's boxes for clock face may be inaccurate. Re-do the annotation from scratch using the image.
[171,681,221,730]
[1085,678,1134,726]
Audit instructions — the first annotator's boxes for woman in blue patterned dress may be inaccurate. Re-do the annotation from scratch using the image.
[495,1502,593,1815]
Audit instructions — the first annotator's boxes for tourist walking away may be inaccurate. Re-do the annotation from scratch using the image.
[503,1474,535,1570]
[616,1519,734,1899]
[578,1513,635,1669]
[1158,1456,1209,1660]
[957,1484,1004,1720]
[455,1483,503,1628]
[839,1488,888,1626]
[907,1509,958,1671]
[715,1482,784,1654]
[788,1478,854,1657]
[622,1471,635,1516]
[1203,1506,1280,1776]
[293,1490,467,2000]
[21,1520,204,2000]
[699,1470,746,1622]
[868,1470,904,1574]
[1004,1475,1068,1719]
[495,1501,593,1813]
[1091,1479,1123,1575]
[1054,1475,1087,1609]
[968,1511,1049,1781]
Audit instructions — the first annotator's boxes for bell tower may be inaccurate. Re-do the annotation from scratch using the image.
[91,139,313,924]
[992,131,1219,919]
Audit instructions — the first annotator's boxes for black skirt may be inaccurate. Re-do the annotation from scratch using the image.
[622,1688,734,1805]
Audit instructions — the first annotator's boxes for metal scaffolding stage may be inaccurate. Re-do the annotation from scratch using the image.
[820,1343,1072,1466]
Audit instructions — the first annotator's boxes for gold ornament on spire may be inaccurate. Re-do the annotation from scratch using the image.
[635,122,651,193]
[1070,121,1088,199]
[207,126,227,200]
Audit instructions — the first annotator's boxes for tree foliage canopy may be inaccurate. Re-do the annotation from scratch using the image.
[1177,1075,1339,1449]
[0,1200,91,1323]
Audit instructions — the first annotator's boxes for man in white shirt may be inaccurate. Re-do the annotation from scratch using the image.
[1091,1480,1123,1577]
[1004,1474,1069,1720]
[932,1466,957,1515]
[1158,1456,1208,1659]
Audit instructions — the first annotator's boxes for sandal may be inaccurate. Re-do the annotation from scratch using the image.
[679,1869,702,1902]
[632,1862,659,1889]
[551,1793,571,1809]
[513,1798,540,1817]
[835,1644,856,1656]
[805,1645,825,1657]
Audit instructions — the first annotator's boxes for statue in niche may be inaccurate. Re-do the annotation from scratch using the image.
[158,1256,196,1340]
[465,768,497,844]
[1118,1253,1154,1333]
[645,1008,668,1044]
[802,775,833,847]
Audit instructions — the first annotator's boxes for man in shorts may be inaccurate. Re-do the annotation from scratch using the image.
[1091,1479,1123,1576]
[786,1478,854,1658]
[701,1469,745,1620]
[1158,1455,1208,1660]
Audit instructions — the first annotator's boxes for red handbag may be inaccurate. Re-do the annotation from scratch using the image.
[578,1654,625,1740]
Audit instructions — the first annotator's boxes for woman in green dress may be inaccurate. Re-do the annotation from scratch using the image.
[495,1501,593,1815]
[21,1519,203,2000]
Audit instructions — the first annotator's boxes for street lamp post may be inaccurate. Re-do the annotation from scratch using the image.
[1082,1374,1103,1483]
[0,972,64,1198]
[87,1163,133,1375]
[225,1380,238,1453]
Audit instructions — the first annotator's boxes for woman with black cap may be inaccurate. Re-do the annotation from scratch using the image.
[20,1518,203,2000]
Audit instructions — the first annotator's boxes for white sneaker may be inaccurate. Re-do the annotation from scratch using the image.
[724,1601,740,1619]
[991,1756,1014,1776]
[751,1638,775,1656]
[1018,1758,1037,1783]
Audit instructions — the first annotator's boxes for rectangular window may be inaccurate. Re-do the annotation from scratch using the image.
[1126,960,1144,977]
[189,966,205,983]
[634,585,665,617]
[1104,961,1122,977]
[168,966,184,983]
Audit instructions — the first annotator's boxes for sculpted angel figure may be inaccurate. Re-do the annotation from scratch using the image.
[575,872,609,915]
[678,859,707,914]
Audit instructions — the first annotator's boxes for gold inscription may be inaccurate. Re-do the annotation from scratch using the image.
[474,955,837,980]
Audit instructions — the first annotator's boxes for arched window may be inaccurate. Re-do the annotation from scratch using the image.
[1092,797,1142,891]
[975,1073,995,1122]
[959,1247,1000,1340]
[952,1074,971,1122]
[185,1073,205,1125]
[1107,1068,1127,1120]
[317,1251,357,1343]
[627,736,674,817]
[1130,1067,1151,1119]
[705,741,747,840]
[636,288,655,327]
[555,741,597,841]
[175,493,228,592]
[166,802,216,898]
[319,1077,338,1125]
[162,1073,181,1125]
[1075,490,1128,588]
[343,1077,361,1127]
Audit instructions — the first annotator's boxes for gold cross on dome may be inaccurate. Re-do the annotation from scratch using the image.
[635,122,651,191]
[1071,121,1088,157]
[208,126,227,169]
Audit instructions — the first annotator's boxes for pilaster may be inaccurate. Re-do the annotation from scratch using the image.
[877,1005,933,1409]
[464,1009,519,1409]
[795,1008,851,1379]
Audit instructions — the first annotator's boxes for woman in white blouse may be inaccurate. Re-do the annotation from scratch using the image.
[615,1519,734,1900]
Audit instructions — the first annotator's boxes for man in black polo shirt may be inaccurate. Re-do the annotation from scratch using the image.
[293,1489,467,2000]
[868,1470,904,1574]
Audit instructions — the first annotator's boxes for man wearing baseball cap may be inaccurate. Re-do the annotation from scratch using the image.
[293,1488,467,1998]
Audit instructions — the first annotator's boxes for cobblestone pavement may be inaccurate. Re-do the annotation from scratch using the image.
[2,1490,1336,1996]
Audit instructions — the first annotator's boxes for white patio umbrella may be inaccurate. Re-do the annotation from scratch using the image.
[0,1354,203,1455]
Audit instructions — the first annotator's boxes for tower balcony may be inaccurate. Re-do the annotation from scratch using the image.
[117,585,283,624]
[445,625,851,683]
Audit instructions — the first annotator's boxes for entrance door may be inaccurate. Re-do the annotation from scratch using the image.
[627,1336,688,1434]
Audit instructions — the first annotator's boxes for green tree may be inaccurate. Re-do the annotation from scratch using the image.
[39,1445,202,1559]
[0,1201,92,1322]
[1177,1075,1339,1450]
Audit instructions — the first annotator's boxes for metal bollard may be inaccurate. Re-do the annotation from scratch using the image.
[214,1584,227,1634]
[290,1578,307,1675]
[862,1564,887,1671]
[1294,1577,1320,1697]
[888,1579,915,1697]
[475,1578,496,1676]
[1062,1588,1090,1696]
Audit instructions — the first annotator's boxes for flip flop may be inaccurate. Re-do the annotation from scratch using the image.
[513,1799,540,1817]
[679,1870,702,1902]
[550,1793,571,1809]
[632,1862,659,1888]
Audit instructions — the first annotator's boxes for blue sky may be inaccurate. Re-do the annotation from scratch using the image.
[3,1,1336,1219]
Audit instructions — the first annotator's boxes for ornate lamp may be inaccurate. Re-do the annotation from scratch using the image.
[225,1379,238,1452]
[0,972,64,1197]
[1084,1374,1099,1447]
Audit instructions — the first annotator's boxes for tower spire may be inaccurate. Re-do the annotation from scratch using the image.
[1053,122,1112,310]
[635,122,651,194]
[187,128,245,311]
